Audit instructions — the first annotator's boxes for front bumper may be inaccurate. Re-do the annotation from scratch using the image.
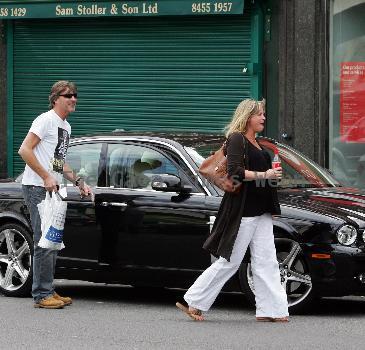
[303,243,365,296]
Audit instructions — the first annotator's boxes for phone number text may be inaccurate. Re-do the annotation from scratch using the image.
[0,7,27,17]
[192,2,233,13]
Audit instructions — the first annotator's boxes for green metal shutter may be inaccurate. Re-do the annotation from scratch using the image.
[12,11,256,175]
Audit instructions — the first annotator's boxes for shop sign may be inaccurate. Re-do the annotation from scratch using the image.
[340,62,365,143]
[0,0,244,19]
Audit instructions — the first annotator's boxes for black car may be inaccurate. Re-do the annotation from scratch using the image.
[1,132,365,313]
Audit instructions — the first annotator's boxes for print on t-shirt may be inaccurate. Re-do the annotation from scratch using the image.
[51,127,70,173]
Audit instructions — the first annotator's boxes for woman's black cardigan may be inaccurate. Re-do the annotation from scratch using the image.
[203,132,281,261]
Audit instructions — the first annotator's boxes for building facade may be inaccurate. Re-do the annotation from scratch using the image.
[0,0,364,189]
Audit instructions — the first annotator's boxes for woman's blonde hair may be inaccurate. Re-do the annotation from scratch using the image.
[225,98,266,137]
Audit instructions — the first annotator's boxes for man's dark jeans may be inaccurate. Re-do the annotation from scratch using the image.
[22,185,58,302]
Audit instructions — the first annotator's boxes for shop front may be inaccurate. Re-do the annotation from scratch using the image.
[330,0,365,189]
[1,0,263,176]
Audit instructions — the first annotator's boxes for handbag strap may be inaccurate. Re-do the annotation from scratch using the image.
[223,133,248,167]
[242,134,248,168]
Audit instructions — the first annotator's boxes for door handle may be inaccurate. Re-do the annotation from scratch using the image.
[110,202,128,207]
[207,216,216,233]
[100,202,128,207]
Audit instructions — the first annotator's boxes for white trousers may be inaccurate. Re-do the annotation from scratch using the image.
[184,213,289,318]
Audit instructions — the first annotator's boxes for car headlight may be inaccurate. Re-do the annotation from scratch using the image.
[336,225,357,246]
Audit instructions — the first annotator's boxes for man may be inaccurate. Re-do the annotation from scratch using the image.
[18,81,90,309]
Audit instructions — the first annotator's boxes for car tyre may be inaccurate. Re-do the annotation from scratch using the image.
[0,223,33,297]
[238,237,315,314]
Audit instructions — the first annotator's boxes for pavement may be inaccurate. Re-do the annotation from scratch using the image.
[1,280,365,350]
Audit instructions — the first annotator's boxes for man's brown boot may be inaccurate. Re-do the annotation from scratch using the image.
[34,296,64,309]
[53,292,72,306]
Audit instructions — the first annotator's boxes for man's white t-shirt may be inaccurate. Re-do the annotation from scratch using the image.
[22,109,71,187]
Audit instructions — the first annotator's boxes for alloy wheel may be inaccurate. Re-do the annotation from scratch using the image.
[0,228,31,292]
[246,238,312,308]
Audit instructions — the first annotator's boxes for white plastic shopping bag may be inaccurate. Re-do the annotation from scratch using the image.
[37,189,68,250]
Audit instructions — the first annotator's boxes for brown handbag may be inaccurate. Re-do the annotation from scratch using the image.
[199,137,245,193]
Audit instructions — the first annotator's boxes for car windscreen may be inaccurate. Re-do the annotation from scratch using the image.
[259,140,342,188]
[185,140,342,188]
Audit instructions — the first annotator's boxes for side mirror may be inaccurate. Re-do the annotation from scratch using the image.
[151,174,191,193]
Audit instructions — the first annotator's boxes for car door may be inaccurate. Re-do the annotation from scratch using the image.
[95,141,212,272]
[57,142,104,268]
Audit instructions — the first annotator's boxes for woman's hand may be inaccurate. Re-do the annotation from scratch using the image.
[265,167,282,180]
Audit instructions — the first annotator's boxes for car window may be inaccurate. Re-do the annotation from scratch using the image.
[107,143,180,189]
[66,143,103,187]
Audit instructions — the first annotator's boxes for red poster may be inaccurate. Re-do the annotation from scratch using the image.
[340,62,365,143]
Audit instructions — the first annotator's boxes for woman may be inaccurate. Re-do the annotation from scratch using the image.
[176,98,289,322]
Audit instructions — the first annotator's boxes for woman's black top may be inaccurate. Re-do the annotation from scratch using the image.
[242,140,277,217]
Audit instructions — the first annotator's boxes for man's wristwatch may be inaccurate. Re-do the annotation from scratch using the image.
[74,176,82,187]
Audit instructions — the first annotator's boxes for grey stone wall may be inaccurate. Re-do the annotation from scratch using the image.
[277,0,329,166]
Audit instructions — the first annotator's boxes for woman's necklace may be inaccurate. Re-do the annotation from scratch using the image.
[245,135,261,149]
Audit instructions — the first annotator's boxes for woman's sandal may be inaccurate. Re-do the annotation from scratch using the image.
[256,316,289,323]
[256,317,273,322]
[272,317,289,322]
[176,302,204,321]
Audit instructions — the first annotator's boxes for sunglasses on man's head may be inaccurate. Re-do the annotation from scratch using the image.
[59,93,78,99]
